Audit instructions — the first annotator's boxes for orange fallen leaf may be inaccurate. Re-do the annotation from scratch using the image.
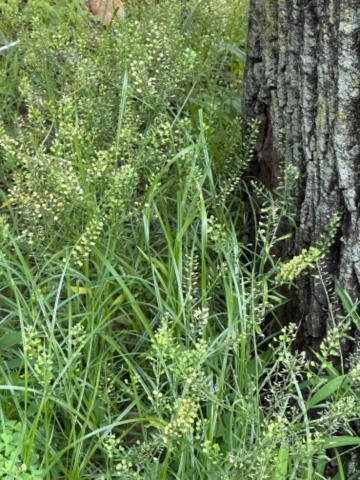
[86,0,125,26]
[0,198,15,208]
[70,285,94,295]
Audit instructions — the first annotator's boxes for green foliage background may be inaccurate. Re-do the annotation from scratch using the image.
[0,1,359,479]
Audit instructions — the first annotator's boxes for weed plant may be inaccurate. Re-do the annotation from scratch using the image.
[0,1,359,479]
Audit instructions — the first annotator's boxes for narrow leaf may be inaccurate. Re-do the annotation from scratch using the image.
[323,436,360,449]
[336,283,360,326]
[219,41,247,62]
[0,41,19,54]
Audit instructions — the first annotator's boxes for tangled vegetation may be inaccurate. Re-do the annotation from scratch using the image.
[0,1,359,478]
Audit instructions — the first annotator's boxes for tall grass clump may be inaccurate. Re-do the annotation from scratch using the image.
[0,1,359,479]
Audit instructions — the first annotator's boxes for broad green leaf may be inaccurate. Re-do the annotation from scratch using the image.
[314,455,327,477]
[0,331,22,349]
[323,436,360,449]
[247,349,273,376]
[274,443,289,479]
[307,375,347,409]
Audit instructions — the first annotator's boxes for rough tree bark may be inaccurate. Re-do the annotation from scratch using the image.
[243,0,360,349]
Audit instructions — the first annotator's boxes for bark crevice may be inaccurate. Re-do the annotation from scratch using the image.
[243,0,360,346]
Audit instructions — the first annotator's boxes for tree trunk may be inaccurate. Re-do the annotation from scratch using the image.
[243,0,360,349]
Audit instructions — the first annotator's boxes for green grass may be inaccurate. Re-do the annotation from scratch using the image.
[0,1,359,479]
